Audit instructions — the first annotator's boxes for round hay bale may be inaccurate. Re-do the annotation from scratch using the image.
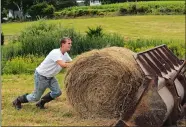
[65,47,145,119]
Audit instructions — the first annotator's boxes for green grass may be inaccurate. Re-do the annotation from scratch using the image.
[2,15,185,42]
[2,73,116,126]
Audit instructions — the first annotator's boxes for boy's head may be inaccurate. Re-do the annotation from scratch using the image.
[60,37,72,52]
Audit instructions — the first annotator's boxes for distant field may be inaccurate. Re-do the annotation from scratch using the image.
[2,15,185,42]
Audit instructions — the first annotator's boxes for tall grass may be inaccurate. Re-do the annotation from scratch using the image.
[18,20,78,56]
[2,20,125,74]
[2,55,45,74]
[2,20,125,60]
[2,41,22,60]
[125,39,185,59]
[71,33,124,55]
[2,39,185,75]
[2,19,185,75]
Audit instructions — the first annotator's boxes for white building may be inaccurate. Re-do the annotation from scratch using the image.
[8,10,14,18]
[76,0,101,6]
[7,9,31,19]
[8,9,23,19]
[90,0,101,6]
[77,0,85,6]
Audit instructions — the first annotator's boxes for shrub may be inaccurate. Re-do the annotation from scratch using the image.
[90,10,99,15]
[119,7,128,15]
[43,4,55,18]
[86,26,103,38]
[55,0,77,10]
[137,5,150,14]
[76,9,85,16]
[128,4,137,14]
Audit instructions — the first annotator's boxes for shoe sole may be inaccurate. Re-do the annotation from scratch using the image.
[36,103,46,109]
[36,105,46,109]
[12,101,21,110]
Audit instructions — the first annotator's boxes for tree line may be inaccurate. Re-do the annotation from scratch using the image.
[1,0,77,21]
[1,0,178,21]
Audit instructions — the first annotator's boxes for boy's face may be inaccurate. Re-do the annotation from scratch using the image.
[62,39,72,52]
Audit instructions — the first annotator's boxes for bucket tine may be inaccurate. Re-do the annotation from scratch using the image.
[156,48,176,70]
[172,60,186,82]
[163,46,182,65]
[151,50,171,72]
[141,53,162,76]
[134,55,156,76]
[148,51,168,74]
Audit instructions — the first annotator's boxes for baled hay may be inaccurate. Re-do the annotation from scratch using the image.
[65,47,145,118]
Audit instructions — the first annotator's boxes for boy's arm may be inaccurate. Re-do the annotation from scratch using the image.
[56,60,71,68]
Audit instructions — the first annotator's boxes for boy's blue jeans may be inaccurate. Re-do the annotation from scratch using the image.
[26,70,62,102]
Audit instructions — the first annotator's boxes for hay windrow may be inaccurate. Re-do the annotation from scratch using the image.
[65,47,145,118]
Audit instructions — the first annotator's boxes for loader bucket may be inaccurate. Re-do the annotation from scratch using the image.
[114,44,186,127]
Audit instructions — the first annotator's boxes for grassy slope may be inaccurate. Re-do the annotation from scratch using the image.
[2,15,185,41]
[2,73,117,126]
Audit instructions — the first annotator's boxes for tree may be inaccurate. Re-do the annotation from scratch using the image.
[84,0,90,6]
[28,2,55,19]
[1,8,8,22]
[5,0,33,12]
[54,0,77,10]
[101,0,128,4]
[32,0,77,10]
[1,0,78,21]
[2,0,34,19]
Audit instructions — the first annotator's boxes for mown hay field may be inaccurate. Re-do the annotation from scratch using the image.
[2,15,185,42]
